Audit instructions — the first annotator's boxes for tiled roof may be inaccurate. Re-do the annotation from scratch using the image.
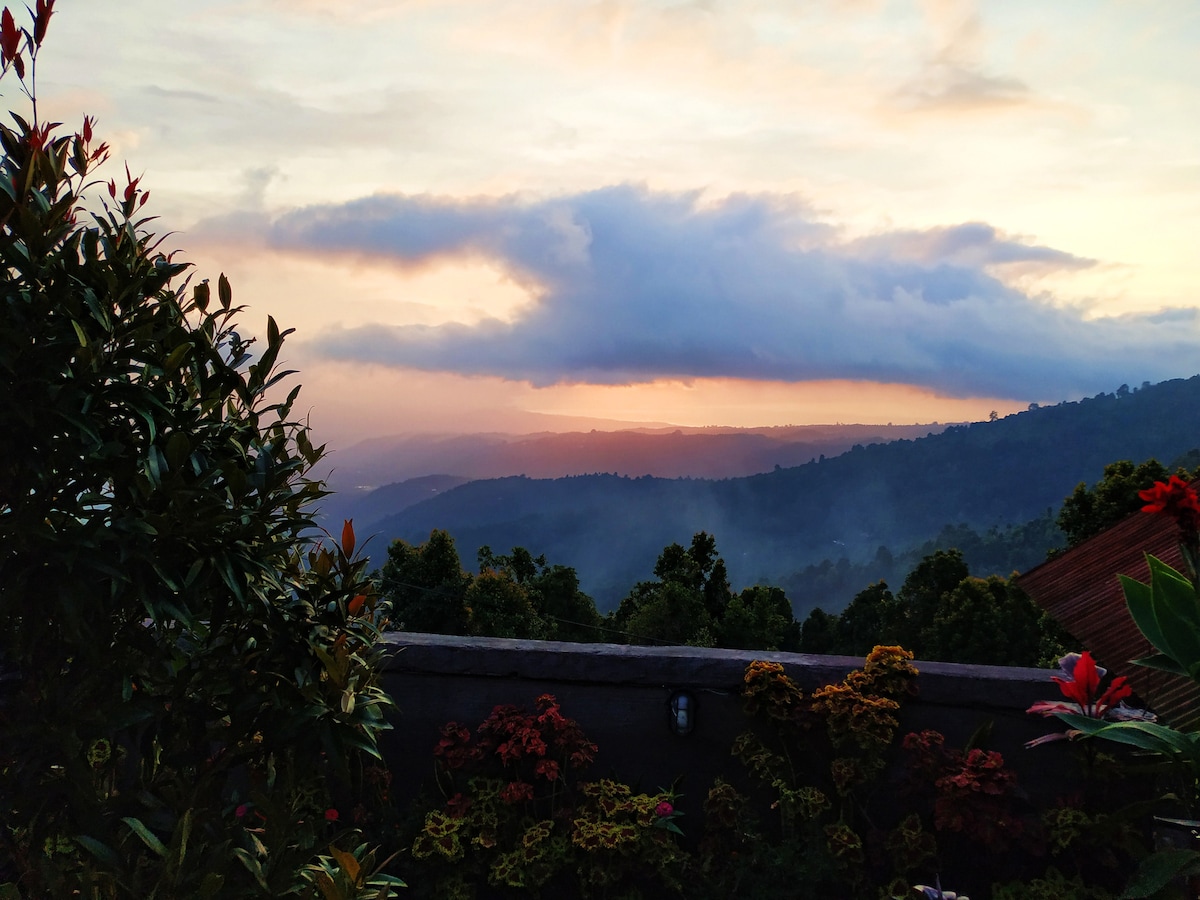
[1017,512,1200,730]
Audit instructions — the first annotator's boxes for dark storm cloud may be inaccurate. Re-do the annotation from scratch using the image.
[228,186,1198,399]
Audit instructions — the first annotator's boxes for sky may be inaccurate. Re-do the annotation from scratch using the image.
[29,0,1200,447]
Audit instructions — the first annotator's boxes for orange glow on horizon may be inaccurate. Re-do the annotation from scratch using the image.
[291,360,1036,450]
[520,377,1032,428]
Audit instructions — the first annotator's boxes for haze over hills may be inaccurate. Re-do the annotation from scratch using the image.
[315,422,952,530]
[341,377,1200,613]
[319,421,949,501]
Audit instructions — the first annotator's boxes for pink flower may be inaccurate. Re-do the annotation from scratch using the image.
[655,801,674,818]
[235,804,248,819]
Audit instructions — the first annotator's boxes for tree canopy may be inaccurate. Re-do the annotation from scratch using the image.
[608,532,800,650]
[378,532,603,641]
[798,549,1064,666]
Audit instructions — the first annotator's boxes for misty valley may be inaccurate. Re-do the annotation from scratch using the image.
[318,376,1200,664]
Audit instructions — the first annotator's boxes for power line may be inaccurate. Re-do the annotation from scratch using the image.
[377,576,682,647]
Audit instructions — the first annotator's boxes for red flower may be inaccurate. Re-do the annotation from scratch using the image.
[1049,651,1132,717]
[341,519,356,559]
[1139,476,1200,530]
[324,808,339,822]
[1026,651,1151,747]
[235,804,248,819]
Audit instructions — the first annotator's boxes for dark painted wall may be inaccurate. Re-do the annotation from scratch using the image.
[379,632,1071,819]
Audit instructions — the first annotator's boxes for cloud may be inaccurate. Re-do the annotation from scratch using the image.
[846,222,1096,275]
[204,186,1199,400]
[890,0,1037,116]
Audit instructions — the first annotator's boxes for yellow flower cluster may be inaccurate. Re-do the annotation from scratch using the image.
[742,659,807,721]
[811,682,901,756]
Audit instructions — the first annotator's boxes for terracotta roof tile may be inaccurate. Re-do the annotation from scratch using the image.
[1018,513,1200,729]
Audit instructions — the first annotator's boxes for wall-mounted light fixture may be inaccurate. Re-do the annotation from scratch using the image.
[668,689,695,736]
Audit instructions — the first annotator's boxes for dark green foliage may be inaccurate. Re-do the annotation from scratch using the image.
[478,545,605,641]
[785,514,1065,620]
[611,580,714,646]
[0,26,392,894]
[609,532,800,649]
[922,575,1044,665]
[889,549,971,650]
[378,534,603,641]
[1057,458,1200,548]
[464,569,547,639]
[378,529,472,634]
[800,580,893,656]
[719,585,801,651]
[798,550,1060,666]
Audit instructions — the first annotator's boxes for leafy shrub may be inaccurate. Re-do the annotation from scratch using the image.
[0,6,395,895]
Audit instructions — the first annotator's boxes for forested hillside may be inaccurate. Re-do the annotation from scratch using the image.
[363,377,1200,610]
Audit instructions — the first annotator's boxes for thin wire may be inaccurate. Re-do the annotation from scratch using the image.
[378,577,681,647]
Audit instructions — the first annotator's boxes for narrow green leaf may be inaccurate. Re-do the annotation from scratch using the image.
[121,816,167,857]
[1121,848,1200,898]
[163,342,191,373]
[231,848,271,893]
[172,808,192,877]
[74,834,123,868]
[1130,652,1189,677]
[1059,716,1200,765]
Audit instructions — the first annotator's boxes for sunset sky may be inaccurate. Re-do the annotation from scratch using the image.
[34,0,1200,448]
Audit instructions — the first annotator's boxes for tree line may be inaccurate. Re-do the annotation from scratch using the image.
[374,455,1200,667]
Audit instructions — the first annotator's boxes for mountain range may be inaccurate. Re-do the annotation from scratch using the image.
[320,377,1200,613]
